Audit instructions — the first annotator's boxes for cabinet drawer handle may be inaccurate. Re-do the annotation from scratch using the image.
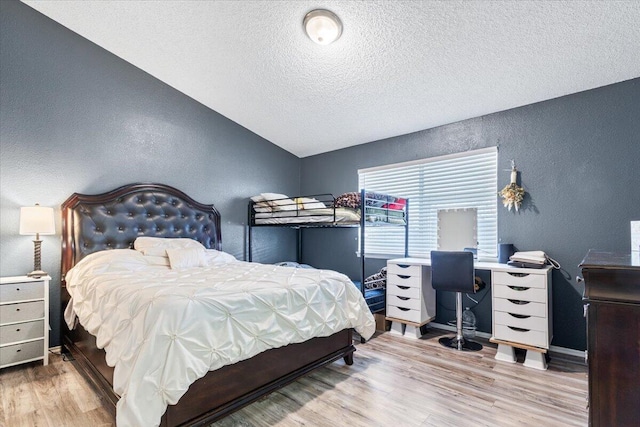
[508,313,530,319]
[507,326,530,332]
[397,264,410,269]
[16,328,21,332]
[397,307,410,311]
[397,285,410,290]
[16,349,22,353]
[507,272,530,278]
[507,299,529,305]
[16,287,21,291]
[508,286,530,291]
[397,275,410,279]
[396,296,410,301]
[16,308,21,312]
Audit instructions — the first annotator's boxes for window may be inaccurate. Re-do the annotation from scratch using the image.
[358,147,498,259]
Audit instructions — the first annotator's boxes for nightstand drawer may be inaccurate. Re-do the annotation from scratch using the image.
[0,301,44,324]
[387,294,421,310]
[0,320,44,345]
[0,339,44,366]
[494,311,547,332]
[387,263,421,277]
[494,324,547,348]
[493,283,546,303]
[387,274,421,288]
[493,271,546,289]
[387,305,422,323]
[0,281,44,303]
[387,283,421,299]
[493,298,547,317]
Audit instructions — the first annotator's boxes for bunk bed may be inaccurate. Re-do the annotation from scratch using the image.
[248,189,409,313]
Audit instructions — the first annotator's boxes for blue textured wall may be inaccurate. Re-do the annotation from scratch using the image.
[300,79,640,351]
[0,1,299,346]
[3,0,638,352]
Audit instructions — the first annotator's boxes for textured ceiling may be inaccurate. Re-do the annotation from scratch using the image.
[22,1,640,157]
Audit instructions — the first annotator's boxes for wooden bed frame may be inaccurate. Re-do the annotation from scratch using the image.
[60,183,356,426]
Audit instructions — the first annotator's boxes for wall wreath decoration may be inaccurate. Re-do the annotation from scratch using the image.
[500,161,525,212]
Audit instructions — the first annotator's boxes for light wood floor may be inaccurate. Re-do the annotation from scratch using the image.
[0,330,588,427]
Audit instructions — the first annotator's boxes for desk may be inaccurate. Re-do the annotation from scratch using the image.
[386,258,553,369]
[387,257,549,274]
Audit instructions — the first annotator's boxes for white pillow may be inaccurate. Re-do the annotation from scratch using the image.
[272,204,298,211]
[253,206,272,213]
[260,193,297,210]
[250,195,265,202]
[260,192,289,202]
[143,255,171,267]
[252,201,272,213]
[166,247,206,270]
[134,237,206,257]
[295,197,326,210]
[204,249,237,265]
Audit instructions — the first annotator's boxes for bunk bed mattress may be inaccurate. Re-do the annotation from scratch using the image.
[254,207,360,224]
[64,249,375,427]
[253,207,406,225]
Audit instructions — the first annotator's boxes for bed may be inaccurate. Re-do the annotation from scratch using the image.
[60,183,375,427]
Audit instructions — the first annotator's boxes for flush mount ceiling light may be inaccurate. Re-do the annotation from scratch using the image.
[303,9,342,45]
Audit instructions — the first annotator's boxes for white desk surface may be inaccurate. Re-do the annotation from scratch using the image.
[389,257,552,274]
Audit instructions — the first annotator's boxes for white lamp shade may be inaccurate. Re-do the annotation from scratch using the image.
[20,205,56,235]
[304,10,342,45]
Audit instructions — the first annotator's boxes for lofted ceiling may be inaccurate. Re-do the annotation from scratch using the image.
[22,1,640,158]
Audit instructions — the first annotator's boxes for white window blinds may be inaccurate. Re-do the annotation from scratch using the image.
[358,147,498,259]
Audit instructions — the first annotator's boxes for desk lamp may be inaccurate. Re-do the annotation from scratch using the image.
[20,204,55,278]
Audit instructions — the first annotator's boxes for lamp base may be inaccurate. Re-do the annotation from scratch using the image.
[27,270,47,278]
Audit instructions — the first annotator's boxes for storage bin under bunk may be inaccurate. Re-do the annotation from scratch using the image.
[352,281,387,314]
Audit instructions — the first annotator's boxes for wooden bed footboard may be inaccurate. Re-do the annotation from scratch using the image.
[62,322,354,426]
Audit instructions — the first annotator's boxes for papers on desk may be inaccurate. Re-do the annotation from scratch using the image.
[508,251,547,269]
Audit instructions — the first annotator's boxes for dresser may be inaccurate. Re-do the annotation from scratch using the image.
[490,265,552,370]
[0,275,50,369]
[580,250,640,427]
[386,258,436,338]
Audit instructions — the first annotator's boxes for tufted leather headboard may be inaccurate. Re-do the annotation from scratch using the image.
[61,183,222,279]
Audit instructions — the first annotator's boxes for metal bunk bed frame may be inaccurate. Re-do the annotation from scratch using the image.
[247,189,409,313]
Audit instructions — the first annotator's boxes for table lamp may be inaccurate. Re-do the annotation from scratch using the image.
[20,203,55,278]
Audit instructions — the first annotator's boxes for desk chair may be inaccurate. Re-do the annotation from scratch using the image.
[430,251,482,351]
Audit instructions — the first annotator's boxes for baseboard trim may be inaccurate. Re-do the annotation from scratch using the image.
[549,345,586,359]
[428,322,585,360]
[49,345,62,354]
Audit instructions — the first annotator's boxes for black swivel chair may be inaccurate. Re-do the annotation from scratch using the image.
[430,251,482,351]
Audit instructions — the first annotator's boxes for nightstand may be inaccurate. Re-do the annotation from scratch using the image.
[0,275,50,369]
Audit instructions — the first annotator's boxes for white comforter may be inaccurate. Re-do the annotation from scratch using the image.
[64,249,375,427]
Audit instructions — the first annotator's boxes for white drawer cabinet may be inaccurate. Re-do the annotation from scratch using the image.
[0,276,50,369]
[386,258,436,336]
[491,267,552,350]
